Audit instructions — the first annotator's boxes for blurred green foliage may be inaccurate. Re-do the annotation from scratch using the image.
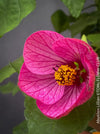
[51,0,100,57]
[0,0,36,37]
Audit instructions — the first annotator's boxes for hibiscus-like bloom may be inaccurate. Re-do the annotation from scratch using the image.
[18,30,98,119]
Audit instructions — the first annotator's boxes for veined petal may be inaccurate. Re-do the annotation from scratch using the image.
[53,38,98,75]
[18,63,65,104]
[23,30,66,75]
[71,38,99,75]
[75,57,96,106]
[36,82,85,119]
[36,57,96,119]
[53,38,88,63]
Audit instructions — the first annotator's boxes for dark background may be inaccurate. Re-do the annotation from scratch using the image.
[0,0,95,133]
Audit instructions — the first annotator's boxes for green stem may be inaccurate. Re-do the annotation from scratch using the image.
[82,4,97,11]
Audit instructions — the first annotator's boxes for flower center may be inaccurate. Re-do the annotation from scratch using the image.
[54,65,77,86]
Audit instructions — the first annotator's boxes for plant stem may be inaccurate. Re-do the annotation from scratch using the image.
[82,4,97,11]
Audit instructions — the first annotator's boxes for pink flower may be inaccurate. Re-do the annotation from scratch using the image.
[18,30,98,119]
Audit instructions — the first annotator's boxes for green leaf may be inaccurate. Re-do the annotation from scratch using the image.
[0,35,3,38]
[95,0,100,10]
[51,10,69,33]
[61,0,85,18]
[87,34,100,48]
[13,120,28,134]
[81,34,88,43]
[51,10,75,33]
[85,126,94,132]
[10,56,24,73]
[96,48,100,56]
[0,56,24,83]
[0,0,36,36]
[70,12,100,37]
[81,20,100,36]
[0,65,15,83]
[24,89,96,134]
[0,82,19,95]
[81,25,97,36]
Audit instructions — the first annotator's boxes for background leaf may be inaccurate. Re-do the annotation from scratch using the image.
[85,126,94,132]
[10,56,24,73]
[13,120,28,134]
[70,12,100,37]
[24,89,96,134]
[51,10,69,33]
[51,10,75,33]
[61,0,85,18]
[96,49,100,57]
[0,82,19,96]
[87,34,100,48]
[0,0,36,37]
[95,0,100,10]
[0,56,24,83]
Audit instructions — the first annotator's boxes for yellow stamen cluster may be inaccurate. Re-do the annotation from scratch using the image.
[54,65,77,86]
[92,132,100,134]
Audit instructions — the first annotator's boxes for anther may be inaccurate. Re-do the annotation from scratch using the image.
[54,65,77,86]
[52,67,57,71]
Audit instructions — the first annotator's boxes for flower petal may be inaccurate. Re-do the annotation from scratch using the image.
[53,38,88,63]
[18,63,64,104]
[75,57,95,106]
[36,57,96,119]
[36,82,86,119]
[23,30,65,75]
[53,38,98,75]
[71,39,99,75]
